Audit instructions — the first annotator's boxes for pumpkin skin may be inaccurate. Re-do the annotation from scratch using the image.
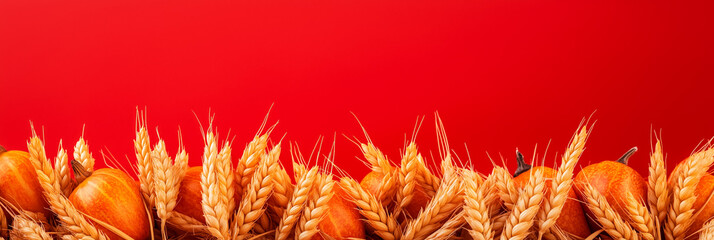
[174,166,241,225]
[573,151,647,233]
[513,166,591,239]
[312,182,365,240]
[68,168,151,240]
[0,149,51,223]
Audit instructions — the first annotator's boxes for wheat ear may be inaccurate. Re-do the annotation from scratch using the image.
[624,193,655,240]
[135,126,155,207]
[270,165,294,218]
[27,136,107,240]
[648,140,667,225]
[233,145,281,239]
[361,142,394,174]
[166,212,207,234]
[394,142,419,218]
[201,132,230,239]
[424,210,466,240]
[493,167,519,211]
[403,175,464,240]
[152,140,184,239]
[538,126,587,238]
[415,154,441,197]
[235,134,269,197]
[581,184,638,240]
[296,174,334,240]
[501,169,545,240]
[701,220,714,240]
[464,170,496,240]
[665,148,714,240]
[73,137,95,172]
[53,144,73,196]
[339,177,401,240]
[275,167,319,240]
[10,214,52,240]
[217,141,236,222]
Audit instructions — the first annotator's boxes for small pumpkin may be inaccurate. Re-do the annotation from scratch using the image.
[69,160,151,240]
[0,145,51,236]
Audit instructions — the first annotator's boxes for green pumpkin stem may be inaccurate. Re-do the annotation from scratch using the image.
[72,159,93,183]
[514,149,532,177]
[616,147,638,165]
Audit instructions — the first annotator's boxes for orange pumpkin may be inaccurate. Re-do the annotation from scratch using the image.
[360,170,431,218]
[312,181,365,240]
[0,146,51,229]
[68,160,151,240]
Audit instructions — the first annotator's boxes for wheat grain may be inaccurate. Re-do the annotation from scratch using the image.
[648,140,667,226]
[167,212,207,234]
[701,220,714,240]
[377,170,398,204]
[27,136,107,240]
[200,132,230,239]
[135,126,155,206]
[464,169,495,240]
[275,167,319,240]
[665,148,714,240]
[394,142,419,218]
[624,193,655,240]
[581,184,638,240]
[339,177,401,240]
[403,175,464,240]
[233,145,281,239]
[501,169,545,240]
[296,174,334,240]
[10,215,52,240]
[73,137,95,172]
[235,134,269,198]
[538,126,587,238]
[424,210,466,240]
[493,167,519,211]
[53,145,73,196]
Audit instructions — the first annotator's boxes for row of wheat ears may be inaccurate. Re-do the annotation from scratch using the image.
[5,115,714,240]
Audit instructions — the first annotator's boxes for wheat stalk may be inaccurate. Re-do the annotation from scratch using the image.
[538,126,587,238]
[235,134,269,198]
[27,136,107,240]
[339,177,401,240]
[464,170,496,240]
[233,145,281,239]
[394,142,419,218]
[200,131,230,239]
[581,184,638,240]
[493,167,519,211]
[648,140,668,225]
[424,210,466,240]
[377,170,398,204]
[296,174,334,240]
[53,144,73,196]
[403,175,464,240]
[135,126,155,207]
[665,148,714,240]
[623,193,655,240]
[73,137,95,172]
[501,169,545,240]
[10,214,52,240]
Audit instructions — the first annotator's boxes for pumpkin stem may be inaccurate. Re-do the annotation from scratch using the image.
[616,147,638,165]
[0,145,6,154]
[514,149,532,177]
[71,159,93,183]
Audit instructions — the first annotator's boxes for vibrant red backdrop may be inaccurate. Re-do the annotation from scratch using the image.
[1,0,713,179]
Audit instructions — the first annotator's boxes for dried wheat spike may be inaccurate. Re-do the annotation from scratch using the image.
[403,175,464,240]
[235,134,269,197]
[665,148,714,240]
[53,144,74,196]
[232,145,281,239]
[647,140,667,226]
[10,214,52,240]
[339,177,401,240]
[394,142,419,218]
[464,170,496,240]
[581,184,638,240]
[296,174,334,240]
[501,169,545,240]
[275,167,319,240]
[135,124,155,207]
[200,131,230,239]
[73,137,95,172]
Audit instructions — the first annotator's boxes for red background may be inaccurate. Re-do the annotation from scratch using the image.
[1,0,713,179]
